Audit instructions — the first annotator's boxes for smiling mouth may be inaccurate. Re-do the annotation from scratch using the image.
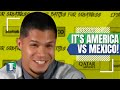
[35,61,46,64]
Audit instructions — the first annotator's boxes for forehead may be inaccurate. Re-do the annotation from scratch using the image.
[22,29,56,43]
[29,29,55,36]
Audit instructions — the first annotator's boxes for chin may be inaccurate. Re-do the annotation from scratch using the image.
[32,66,48,73]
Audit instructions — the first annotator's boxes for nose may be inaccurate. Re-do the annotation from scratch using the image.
[37,46,46,57]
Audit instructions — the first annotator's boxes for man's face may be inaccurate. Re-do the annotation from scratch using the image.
[17,29,56,77]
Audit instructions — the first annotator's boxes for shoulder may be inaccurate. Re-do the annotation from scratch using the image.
[0,60,23,79]
[55,61,86,79]
[0,66,12,79]
[0,65,7,73]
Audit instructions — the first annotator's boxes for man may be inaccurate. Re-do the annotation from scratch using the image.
[0,12,85,79]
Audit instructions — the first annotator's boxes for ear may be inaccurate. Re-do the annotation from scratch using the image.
[16,38,22,50]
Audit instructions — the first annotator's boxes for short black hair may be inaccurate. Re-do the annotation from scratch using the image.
[20,12,57,38]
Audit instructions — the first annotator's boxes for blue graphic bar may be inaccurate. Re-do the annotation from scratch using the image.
[67,44,120,55]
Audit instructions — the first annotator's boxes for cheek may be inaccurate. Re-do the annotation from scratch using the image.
[48,48,55,58]
[22,46,36,59]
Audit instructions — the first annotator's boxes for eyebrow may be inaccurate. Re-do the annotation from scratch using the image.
[30,40,55,44]
[30,40,39,43]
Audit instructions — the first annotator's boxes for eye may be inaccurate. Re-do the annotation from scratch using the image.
[46,44,53,48]
[30,43,38,47]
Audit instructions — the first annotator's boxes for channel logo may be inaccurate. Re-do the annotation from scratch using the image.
[6,62,16,72]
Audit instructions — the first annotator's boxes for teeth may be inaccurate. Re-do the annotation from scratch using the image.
[35,61,45,64]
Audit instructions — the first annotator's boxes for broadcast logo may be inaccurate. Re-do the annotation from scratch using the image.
[6,62,16,72]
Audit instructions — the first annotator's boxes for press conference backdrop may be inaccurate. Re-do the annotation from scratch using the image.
[0,11,120,79]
